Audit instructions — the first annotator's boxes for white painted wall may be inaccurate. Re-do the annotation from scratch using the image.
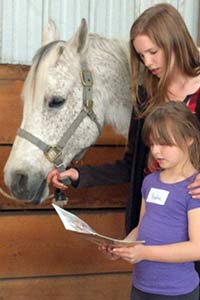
[0,0,199,65]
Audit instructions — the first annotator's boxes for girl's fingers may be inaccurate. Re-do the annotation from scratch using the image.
[46,169,59,183]
[188,174,200,189]
[188,188,200,199]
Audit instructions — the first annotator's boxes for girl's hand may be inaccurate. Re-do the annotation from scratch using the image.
[46,168,79,189]
[112,244,146,264]
[98,244,120,261]
[188,173,200,199]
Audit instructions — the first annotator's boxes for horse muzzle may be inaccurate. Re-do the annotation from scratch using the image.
[7,170,48,204]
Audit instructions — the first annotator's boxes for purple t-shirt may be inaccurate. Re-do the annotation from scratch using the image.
[132,171,200,296]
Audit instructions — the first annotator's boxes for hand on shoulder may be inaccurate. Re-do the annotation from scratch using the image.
[188,173,200,199]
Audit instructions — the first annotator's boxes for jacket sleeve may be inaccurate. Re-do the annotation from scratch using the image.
[75,86,147,189]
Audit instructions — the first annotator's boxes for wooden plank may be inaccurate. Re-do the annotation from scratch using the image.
[0,146,128,210]
[0,273,132,300]
[0,80,23,143]
[97,125,126,145]
[0,211,131,278]
[0,64,29,80]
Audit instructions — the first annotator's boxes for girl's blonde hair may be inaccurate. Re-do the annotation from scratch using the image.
[130,3,200,116]
[142,101,200,170]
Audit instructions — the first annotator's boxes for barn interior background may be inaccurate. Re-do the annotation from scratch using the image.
[0,0,199,299]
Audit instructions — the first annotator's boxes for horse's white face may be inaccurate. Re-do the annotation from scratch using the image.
[4,20,104,203]
[4,19,132,204]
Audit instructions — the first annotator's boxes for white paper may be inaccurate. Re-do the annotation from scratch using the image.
[53,204,145,247]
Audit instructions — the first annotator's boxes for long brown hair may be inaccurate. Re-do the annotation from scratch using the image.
[130,3,200,117]
[142,101,200,170]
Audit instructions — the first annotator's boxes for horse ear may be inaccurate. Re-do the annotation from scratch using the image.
[42,19,60,46]
[68,18,89,57]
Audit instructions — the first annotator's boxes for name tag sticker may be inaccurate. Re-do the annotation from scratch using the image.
[146,188,169,205]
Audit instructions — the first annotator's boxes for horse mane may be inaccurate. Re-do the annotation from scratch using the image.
[89,33,130,75]
[88,34,132,136]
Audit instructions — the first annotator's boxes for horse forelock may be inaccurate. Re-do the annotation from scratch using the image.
[33,41,65,73]
[22,41,65,108]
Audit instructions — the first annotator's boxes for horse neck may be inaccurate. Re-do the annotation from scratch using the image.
[87,34,132,137]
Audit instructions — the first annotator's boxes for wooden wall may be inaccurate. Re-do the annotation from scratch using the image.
[0,65,132,299]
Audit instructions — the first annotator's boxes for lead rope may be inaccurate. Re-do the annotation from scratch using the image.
[0,186,54,201]
[0,187,17,200]
[0,185,70,207]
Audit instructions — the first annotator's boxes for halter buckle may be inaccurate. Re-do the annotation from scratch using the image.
[44,146,62,163]
[80,70,93,87]
[86,99,93,110]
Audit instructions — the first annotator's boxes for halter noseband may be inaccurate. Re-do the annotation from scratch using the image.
[17,62,101,202]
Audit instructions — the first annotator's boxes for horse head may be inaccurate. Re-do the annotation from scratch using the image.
[4,19,132,204]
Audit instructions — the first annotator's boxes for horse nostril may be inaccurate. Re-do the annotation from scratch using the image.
[9,171,46,202]
[10,172,29,199]
[15,172,28,190]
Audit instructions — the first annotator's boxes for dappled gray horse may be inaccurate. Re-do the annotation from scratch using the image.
[4,19,132,204]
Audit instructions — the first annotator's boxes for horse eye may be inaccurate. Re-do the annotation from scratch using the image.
[48,96,65,108]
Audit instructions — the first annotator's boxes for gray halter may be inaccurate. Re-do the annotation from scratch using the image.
[17,62,101,188]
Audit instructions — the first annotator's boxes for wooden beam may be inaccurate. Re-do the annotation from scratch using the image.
[0,273,132,300]
[0,64,29,80]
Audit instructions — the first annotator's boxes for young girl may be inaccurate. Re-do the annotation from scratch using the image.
[110,102,200,300]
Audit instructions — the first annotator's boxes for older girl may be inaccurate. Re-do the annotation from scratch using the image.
[47,2,200,285]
